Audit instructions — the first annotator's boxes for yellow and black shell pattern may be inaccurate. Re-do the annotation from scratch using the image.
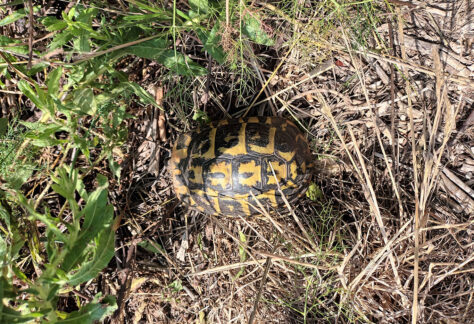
[170,116,313,216]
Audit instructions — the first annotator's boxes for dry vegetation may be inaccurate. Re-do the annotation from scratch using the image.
[1,0,473,323]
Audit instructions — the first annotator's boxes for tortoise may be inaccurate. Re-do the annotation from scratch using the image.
[170,116,313,216]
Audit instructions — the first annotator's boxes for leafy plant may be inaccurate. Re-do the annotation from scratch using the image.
[0,169,116,322]
[0,0,280,322]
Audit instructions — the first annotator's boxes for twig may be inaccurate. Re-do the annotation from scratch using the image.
[397,7,420,320]
[27,0,34,69]
[240,38,300,118]
[387,0,417,8]
[249,255,272,324]
[0,52,36,86]
[256,251,331,270]
[235,60,334,118]
[387,13,402,222]
[328,44,472,86]
[268,162,320,253]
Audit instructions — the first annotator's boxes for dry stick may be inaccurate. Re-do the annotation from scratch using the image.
[348,220,412,292]
[355,87,430,112]
[0,52,36,86]
[396,8,420,322]
[423,50,462,219]
[339,28,405,297]
[196,78,232,119]
[188,251,330,277]
[318,94,363,184]
[414,47,463,320]
[26,0,34,69]
[387,15,403,223]
[237,214,272,246]
[225,0,229,27]
[337,240,362,290]
[241,39,300,118]
[249,191,283,234]
[425,253,474,295]
[268,162,320,253]
[386,0,417,8]
[250,58,277,115]
[442,167,474,200]
[187,259,268,277]
[251,60,334,109]
[328,45,472,86]
[348,126,404,288]
[0,89,22,95]
[257,251,330,271]
[249,254,273,324]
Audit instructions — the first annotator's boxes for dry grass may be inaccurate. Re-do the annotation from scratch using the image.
[112,1,473,323]
[109,1,474,323]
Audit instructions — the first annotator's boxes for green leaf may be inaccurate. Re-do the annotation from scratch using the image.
[73,88,97,116]
[0,277,5,315]
[75,8,98,25]
[158,50,207,76]
[111,104,127,127]
[189,0,209,14]
[56,294,117,324]
[26,130,65,147]
[138,240,162,254]
[26,62,50,76]
[61,176,113,272]
[233,231,247,280]
[0,306,37,323]
[20,194,67,243]
[17,81,44,112]
[74,173,88,201]
[125,82,157,107]
[17,81,55,116]
[198,23,226,64]
[238,231,247,261]
[67,225,115,286]
[21,121,63,133]
[169,279,183,292]
[73,34,90,53]
[306,182,323,201]
[192,109,210,124]
[51,167,76,201]
[41,16,68,31]
[242,14,274,46]
[71,134,91,160]
[108,158,121,181]
[128,38,168,60]
[49,31,74,50]
[0,9,26,27]
[122,13,171,23]
[47,67,63,96]
[0,36,29,55]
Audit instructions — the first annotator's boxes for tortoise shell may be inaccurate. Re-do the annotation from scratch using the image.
[170,116,313,216]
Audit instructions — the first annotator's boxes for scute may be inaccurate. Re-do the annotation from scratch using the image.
[170,117,313,216]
